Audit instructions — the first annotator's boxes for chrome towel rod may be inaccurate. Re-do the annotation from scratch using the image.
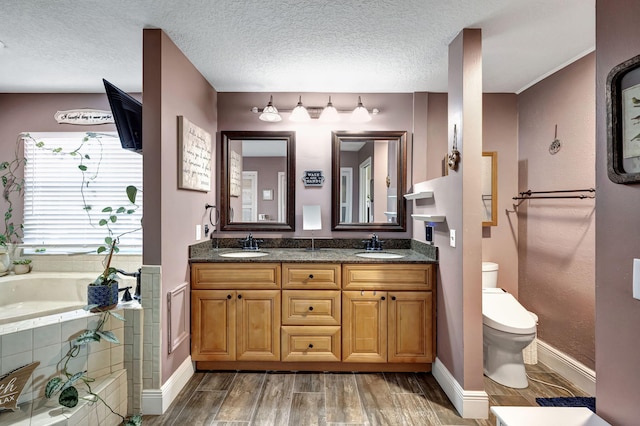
[512,188,595,200]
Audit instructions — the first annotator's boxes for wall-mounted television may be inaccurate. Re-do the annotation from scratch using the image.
[103,79,142,154]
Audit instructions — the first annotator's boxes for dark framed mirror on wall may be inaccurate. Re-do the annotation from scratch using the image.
[220,131,296,231]
[331,131,407,231]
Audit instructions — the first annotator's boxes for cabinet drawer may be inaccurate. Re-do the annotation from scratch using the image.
[281,326,341,362]
[191,263,281,289]
[282,263,340,289]
[343,264,433,291]
[282,290,340,325]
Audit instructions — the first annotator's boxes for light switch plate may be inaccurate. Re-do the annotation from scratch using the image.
[450,229,456,247]
[633,259,640,300]
[196,224,201,241]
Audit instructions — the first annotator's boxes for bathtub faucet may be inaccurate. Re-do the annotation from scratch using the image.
[116,268,142,303]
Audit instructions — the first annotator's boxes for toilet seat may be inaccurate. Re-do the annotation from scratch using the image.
[482,289,536,334]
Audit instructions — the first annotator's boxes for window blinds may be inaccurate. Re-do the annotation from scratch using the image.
[23,132,143,252]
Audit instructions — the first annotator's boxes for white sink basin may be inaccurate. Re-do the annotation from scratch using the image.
[355,252,405,259]
[219,251,269,258]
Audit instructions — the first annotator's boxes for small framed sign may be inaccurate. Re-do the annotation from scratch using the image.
[262,189,274,200]
[302,170,325,187]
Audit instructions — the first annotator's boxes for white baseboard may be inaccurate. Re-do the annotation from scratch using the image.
[432,358,489,419]
[141,356,194,415]
[537,339,595,396]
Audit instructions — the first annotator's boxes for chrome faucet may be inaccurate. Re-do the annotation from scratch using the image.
[239,232,263,250]
[363,233,384,251]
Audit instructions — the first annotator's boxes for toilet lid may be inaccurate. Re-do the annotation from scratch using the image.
[483,289,536,334]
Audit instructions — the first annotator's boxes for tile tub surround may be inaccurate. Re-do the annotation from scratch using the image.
[0,370,128,426]
[0,304,143,421]
[189,238,437,263]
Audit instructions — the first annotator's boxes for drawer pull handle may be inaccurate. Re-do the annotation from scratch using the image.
[227,294,232,299]
[391,296,396,301]
[308,274,314,279]
[381,296,386,301]
[308,306,314,311]
[308,344,314,349]
[237,294,242,299]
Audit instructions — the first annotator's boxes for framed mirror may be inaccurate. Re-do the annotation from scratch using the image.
[482,151,498,226]
[220,131,295,231]
[331,131,407,231]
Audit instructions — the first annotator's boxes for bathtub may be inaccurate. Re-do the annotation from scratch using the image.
[0,272,136,327]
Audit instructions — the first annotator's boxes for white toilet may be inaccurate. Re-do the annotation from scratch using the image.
[482,262,536,388]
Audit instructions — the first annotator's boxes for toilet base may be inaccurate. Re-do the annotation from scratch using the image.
[483,326,536,389]
[484,350,528,388]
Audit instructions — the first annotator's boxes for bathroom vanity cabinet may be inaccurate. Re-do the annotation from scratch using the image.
[191,260,436,372]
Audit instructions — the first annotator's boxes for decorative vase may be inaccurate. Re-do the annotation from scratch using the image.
[0,252,10,274]
[13,263,31,275]
[87,281,119,312]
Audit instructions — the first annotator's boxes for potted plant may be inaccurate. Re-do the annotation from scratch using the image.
[87,184,139,311]
[12,258,31,274]
[0,136,26,264]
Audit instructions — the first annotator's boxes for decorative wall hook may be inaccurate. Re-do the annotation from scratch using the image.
[448,124,461,171]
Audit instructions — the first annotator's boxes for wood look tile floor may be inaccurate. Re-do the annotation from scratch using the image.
[143,362,588,426]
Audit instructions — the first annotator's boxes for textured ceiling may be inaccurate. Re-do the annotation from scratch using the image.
[0,0,594,94]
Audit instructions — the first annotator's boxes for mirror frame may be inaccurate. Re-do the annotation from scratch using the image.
[220,131,296,231]
[482,151,498,227]
[331,130,407,232]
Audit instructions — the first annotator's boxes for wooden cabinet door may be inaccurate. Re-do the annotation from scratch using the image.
[236,289,281,361]
[191,290,236,361]
[388,291,434,363]
[342,291,387,363]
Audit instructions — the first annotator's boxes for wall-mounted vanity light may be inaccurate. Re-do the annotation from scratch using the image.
[252,95,379,123]
[257,95,282,122]
[289,96,312,122]
[350,96,372,123]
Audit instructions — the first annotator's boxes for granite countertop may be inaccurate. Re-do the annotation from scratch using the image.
[189,247,436,264]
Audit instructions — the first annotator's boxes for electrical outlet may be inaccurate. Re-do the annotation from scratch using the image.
[425,225,433,244]
[449,229,456,247]
[633,259,640,300]
[196,224,201,240]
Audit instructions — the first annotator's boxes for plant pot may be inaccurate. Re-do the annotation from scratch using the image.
[13,263,31,274]
[87,281,119,312]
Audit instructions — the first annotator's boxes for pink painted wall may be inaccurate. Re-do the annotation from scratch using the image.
[482,94,519,294]
[142,29,218,384]
[517,53,596,369]
[217,92,414,239]
[595,1,640,423]
[413,29,484,391]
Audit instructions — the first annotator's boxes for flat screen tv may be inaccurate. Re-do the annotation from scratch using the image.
[103,79,142,154]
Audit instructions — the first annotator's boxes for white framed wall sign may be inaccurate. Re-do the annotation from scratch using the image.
[177,116,212,192]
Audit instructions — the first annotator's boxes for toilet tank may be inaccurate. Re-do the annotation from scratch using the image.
[482,262,499,289]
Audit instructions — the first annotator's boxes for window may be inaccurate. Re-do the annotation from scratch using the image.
[23,132,143,252]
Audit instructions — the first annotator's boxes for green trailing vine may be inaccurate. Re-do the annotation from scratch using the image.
[45,307,142,425]
[0,135,26,248]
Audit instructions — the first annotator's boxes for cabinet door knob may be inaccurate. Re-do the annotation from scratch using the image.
[308,344,314,349]
[227,294,232,299]
[237,294,242,299]
[391,296,396,301]
[308,306,314,311]
[308,274,314,279]
[381,296,386,300]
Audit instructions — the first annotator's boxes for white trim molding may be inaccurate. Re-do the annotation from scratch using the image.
[432,358,489,419]
[142,356,194,415]
[537,339,596,396]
